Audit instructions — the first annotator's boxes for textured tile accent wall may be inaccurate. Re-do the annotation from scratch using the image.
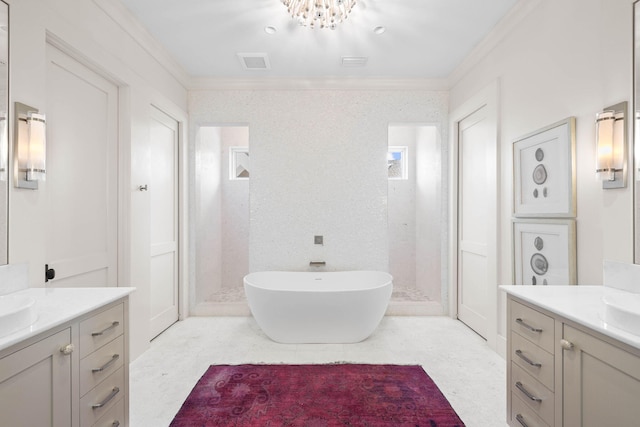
[189,90,448,280]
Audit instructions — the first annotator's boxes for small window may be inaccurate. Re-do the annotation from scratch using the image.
[229,147,249,180]
[388,146,408,180]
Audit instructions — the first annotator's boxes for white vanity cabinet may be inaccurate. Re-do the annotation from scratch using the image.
[562,324,640,427]
[506,292,640,427]
[507,299,558,427]
[0,328,73,426]
[79,302,127,427]
[0,290,131,427]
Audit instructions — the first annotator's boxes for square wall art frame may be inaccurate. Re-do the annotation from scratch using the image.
[513,117,576,217]
[513,219,576,286]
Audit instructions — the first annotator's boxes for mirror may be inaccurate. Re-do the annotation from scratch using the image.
[0,1,8,265]
[636,1,640,263]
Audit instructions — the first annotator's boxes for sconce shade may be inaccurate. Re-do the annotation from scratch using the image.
[612,111,625,169]
[595,110,615,180]
[595,102,627,189]
[26,112,46,182]
[14,102,46,189]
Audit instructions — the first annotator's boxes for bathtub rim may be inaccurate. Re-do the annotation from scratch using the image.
[243,270,393,293]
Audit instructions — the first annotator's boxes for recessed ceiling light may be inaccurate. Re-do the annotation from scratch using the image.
[265,26,277,35]
[373,26,386,35]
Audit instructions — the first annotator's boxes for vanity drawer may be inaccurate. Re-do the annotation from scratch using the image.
[93,396,125,427]
[80,334,124,396]
[511,331,554,390]
[511,391,551,427]
[511,362,554,426]
[510,300,555,353]
[80,303,124,357]
[80,366,125,427]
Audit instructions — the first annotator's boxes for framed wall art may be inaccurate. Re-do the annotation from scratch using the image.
[513,117,576,217]
[513,219,576,286]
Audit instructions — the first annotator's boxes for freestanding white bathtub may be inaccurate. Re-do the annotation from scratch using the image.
[243,271,393,344]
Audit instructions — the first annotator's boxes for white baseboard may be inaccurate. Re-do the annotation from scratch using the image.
[496,334,507,359]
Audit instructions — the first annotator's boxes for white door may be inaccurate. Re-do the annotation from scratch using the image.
[149,106,179,338]
[45,44,118,287]
[457,105,494,338]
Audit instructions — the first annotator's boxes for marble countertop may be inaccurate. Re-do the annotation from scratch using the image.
[0,287,134,352]
[501,285,640,351]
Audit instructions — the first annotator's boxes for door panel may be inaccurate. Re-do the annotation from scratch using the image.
[457,106,491,338]
[45,44,118,287]
[149,106,179,338]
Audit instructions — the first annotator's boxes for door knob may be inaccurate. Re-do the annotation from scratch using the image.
[138,184,148,191]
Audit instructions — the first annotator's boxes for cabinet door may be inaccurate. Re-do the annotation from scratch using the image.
[0,329,72,427]
[563,324,640,427]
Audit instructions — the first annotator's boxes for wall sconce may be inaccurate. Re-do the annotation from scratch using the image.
[14,102,46,190]
[595,101,627,189]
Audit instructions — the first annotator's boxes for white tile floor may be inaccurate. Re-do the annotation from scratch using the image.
[130,316,508,426]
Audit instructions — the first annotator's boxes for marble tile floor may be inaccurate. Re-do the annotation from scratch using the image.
[130,316,508,426]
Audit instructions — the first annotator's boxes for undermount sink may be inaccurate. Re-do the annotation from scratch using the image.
[603,292,640,336]
[0,294,37,338]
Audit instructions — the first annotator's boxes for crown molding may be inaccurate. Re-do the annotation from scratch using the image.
[447,0,543,87]
[93,0,191,89]
[188,77,450,91]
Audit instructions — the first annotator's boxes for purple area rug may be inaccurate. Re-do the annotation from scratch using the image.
[170,364,465,426]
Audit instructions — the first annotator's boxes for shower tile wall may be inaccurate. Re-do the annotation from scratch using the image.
[190,90,449,310]
[194,127,223,304]
[388,125,442,303]
[194,127,249,304]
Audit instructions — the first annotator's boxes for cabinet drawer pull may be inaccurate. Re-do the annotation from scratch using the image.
[515,381,542,402]
[516,318,543,333]
[92,354,120,373]
[515,414,529,427]
[112,421,120,427]
[92,321,120,337]
[515,349,542,367]
[92,386,120,409]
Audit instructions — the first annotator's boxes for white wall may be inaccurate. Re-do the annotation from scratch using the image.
[190,90,449,293]
[8,0,188,360]
[449,0,634,341]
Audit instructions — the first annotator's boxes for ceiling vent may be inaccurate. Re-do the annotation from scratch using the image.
[237,53,271,70]
[341,56,368,67]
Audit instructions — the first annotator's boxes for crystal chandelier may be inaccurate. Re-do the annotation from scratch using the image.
[281,0,357,30]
